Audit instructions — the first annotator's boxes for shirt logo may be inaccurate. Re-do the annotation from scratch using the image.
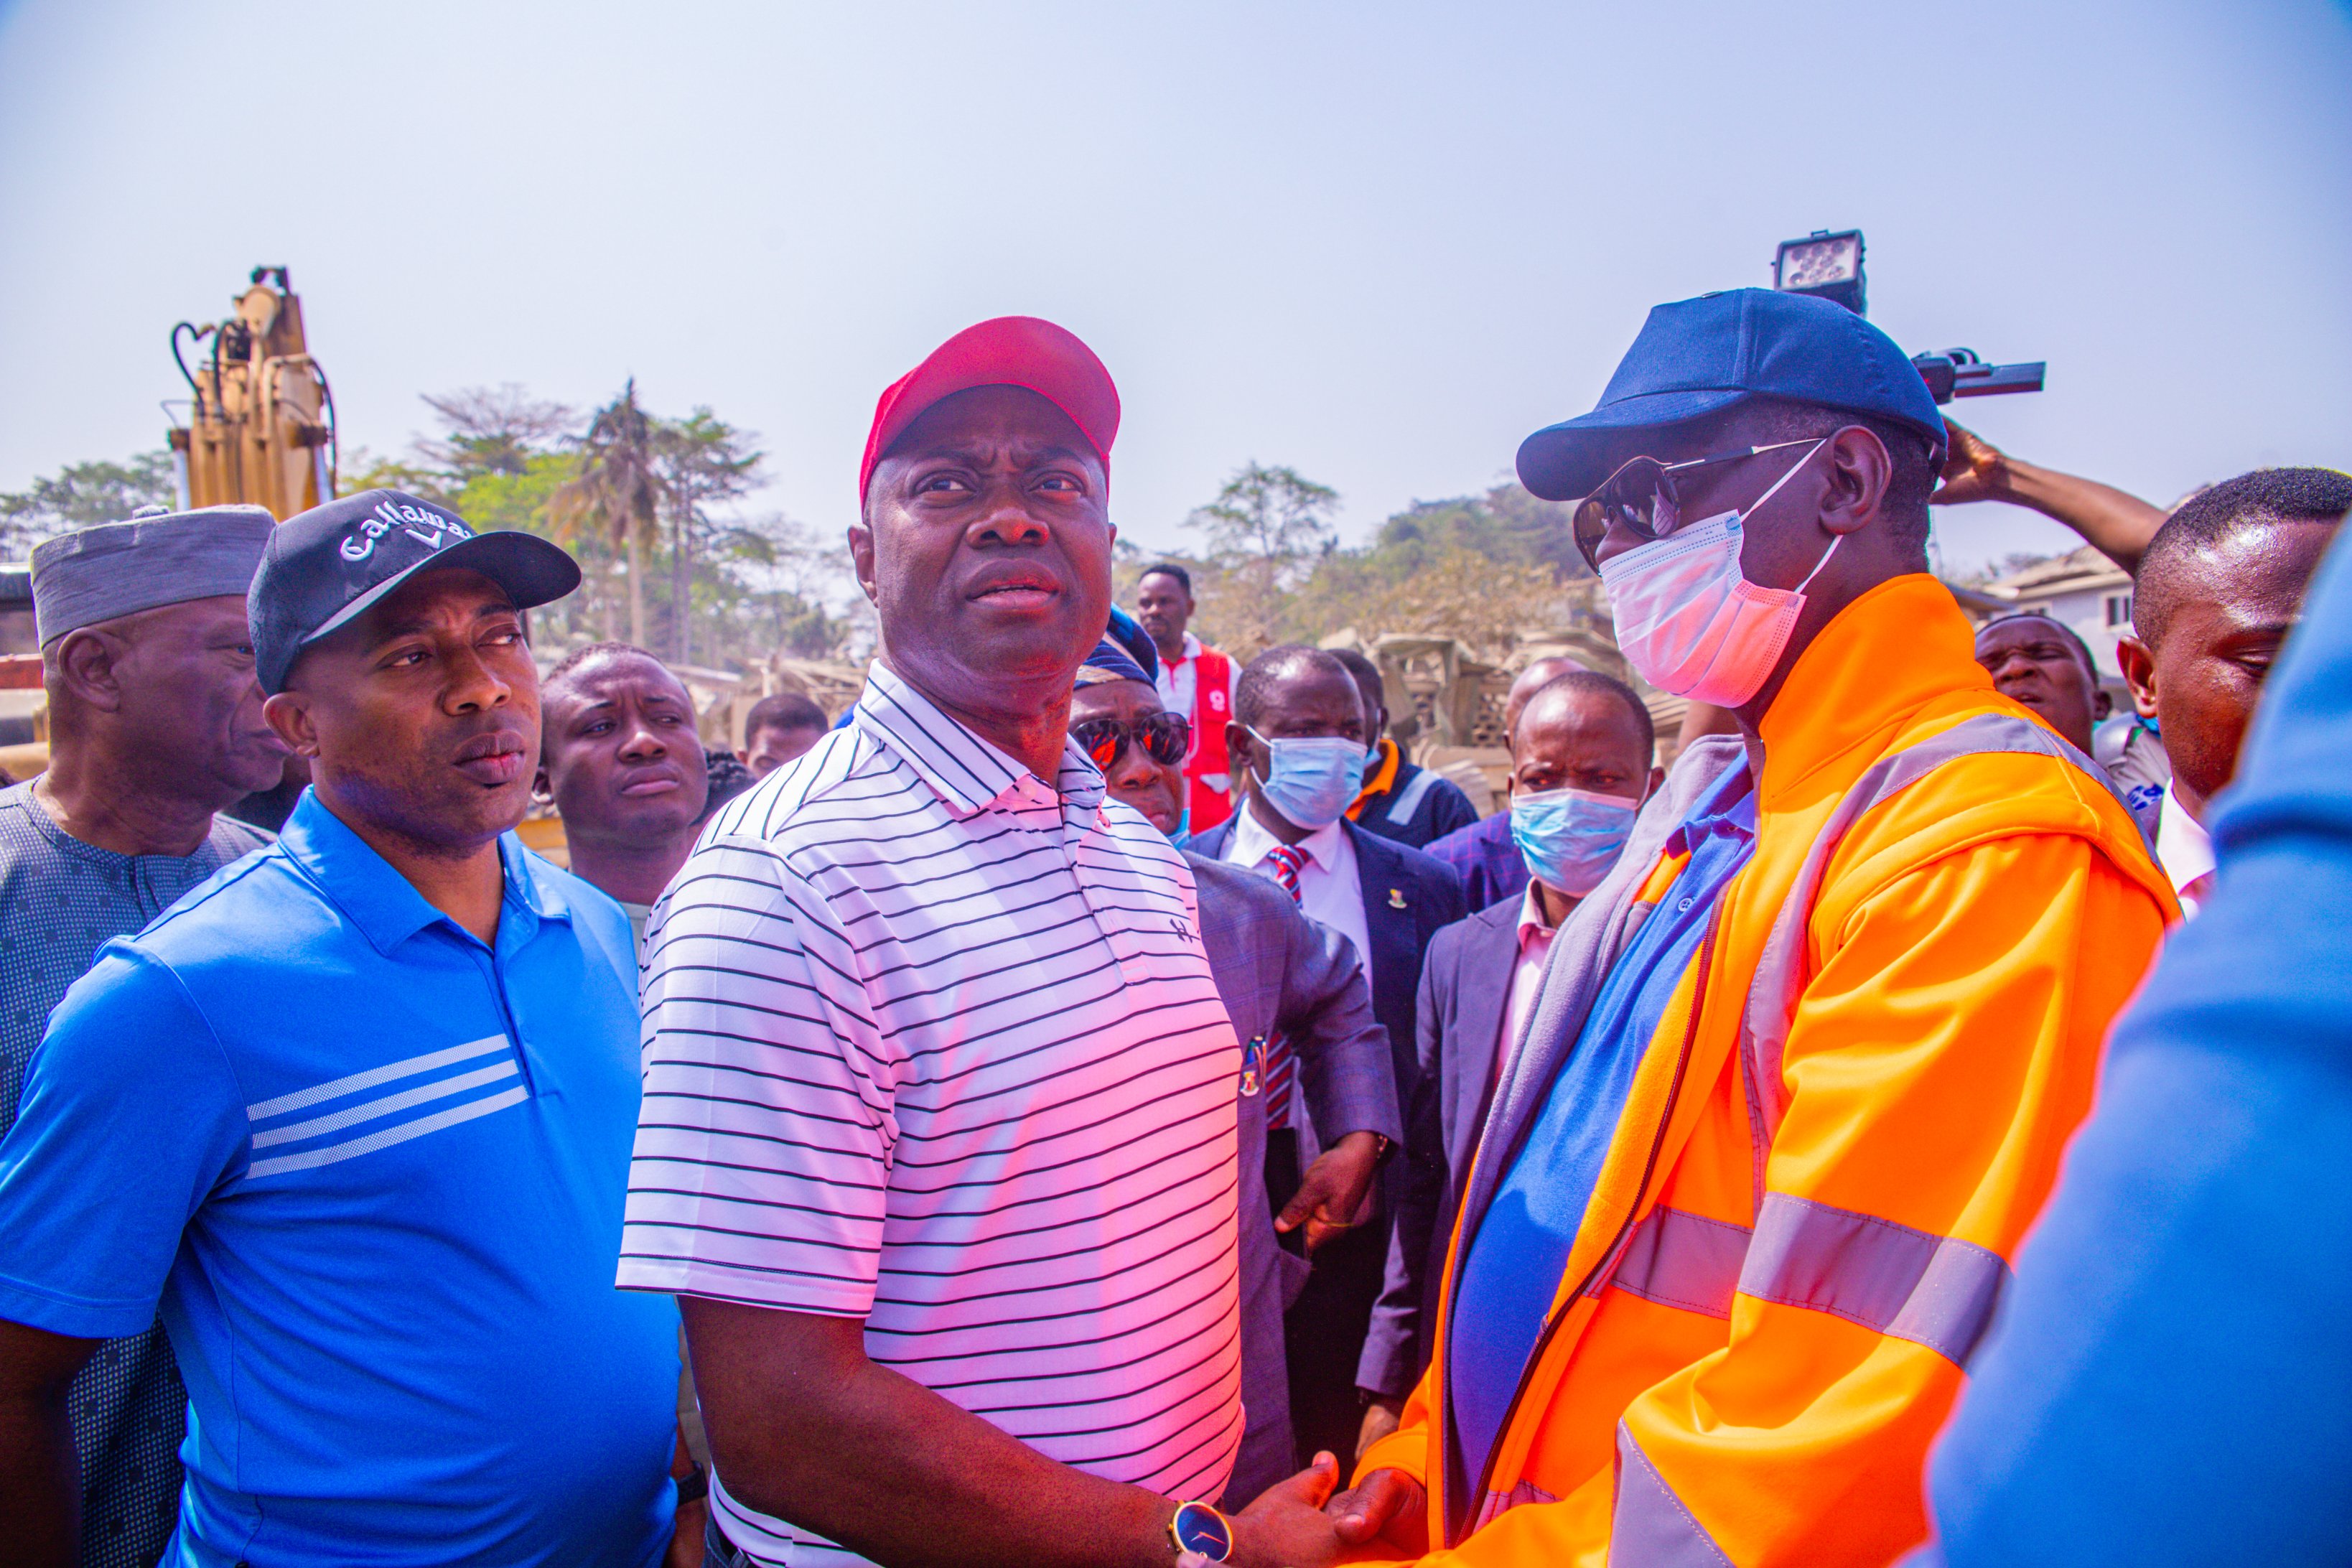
[1207,690,1228,714]
[340,499,473,563]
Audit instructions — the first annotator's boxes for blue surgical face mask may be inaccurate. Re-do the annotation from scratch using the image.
[1165,806,1194,850]
[1511,785,1643,897]
[1246,728,1370,831]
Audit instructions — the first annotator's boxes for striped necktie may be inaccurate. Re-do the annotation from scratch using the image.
[1259,844,1309,1129]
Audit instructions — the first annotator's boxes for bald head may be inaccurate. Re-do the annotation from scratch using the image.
[1506,655,1591,732]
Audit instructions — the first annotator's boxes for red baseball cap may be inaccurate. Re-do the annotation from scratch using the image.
[858,316,1121,506]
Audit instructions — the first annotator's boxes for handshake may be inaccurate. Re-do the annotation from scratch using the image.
[1183,1455,1429,1567]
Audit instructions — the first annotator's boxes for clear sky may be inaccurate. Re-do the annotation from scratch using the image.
[1,0,2346,577]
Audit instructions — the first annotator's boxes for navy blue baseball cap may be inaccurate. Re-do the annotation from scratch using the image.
[1516,288,1948,502]
[251,489,580,694]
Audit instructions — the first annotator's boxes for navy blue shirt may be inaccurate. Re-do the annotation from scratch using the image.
[0,792,678,1567]
[1446,767,1757,1498]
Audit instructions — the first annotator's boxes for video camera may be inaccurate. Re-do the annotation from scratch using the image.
[1772,230,2045,406]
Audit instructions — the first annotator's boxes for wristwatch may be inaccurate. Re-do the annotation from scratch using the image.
[1168,1500,1234,1562]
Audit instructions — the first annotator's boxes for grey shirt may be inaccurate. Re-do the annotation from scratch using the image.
[0,781,269,1568]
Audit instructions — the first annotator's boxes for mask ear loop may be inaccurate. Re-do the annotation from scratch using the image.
[1743,438,1841,593]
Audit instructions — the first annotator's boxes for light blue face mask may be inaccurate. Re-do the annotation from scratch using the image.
[1246,728,1370,831]
[1511,785,1643,897]
[1165,806,1194,850]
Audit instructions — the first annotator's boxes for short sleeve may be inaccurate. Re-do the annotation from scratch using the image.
[0,946,248,1339]
[617,836,895,1315]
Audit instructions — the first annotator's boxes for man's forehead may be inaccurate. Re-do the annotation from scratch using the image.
[1976,620,2069,652]
[882,384,1097,467]
[1073,678,1160,718]
[1521,684,1642,744]
[551,651,690,708]
[1266,666,1361,709]
[2200,517,2337,599]
[360,566,516,633]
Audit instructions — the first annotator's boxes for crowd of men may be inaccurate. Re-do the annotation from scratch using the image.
[0,295,2346,1568]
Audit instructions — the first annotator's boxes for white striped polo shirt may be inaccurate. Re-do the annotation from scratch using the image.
[619,663,1244,1567]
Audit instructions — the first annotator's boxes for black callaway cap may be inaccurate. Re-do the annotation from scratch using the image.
[250,489,581,694]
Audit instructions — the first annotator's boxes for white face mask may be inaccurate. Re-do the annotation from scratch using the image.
[1597,441,1838,709]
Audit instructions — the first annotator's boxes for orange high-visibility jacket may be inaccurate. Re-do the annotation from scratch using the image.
[1353,576,2176,1568]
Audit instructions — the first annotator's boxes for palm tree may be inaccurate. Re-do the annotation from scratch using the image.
[554,381,661,645]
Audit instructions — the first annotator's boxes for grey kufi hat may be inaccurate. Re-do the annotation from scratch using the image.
[31,504,276,645]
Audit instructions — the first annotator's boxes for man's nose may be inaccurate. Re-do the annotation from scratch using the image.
[968,494,1050,548]
[1592,518,1649,570]
[1108,744,1159,790]
[618,723,667,760]
[443,643,512,714]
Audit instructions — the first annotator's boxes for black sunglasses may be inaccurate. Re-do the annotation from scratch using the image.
[1072,711,1191,771]
[1572,437,1824,571]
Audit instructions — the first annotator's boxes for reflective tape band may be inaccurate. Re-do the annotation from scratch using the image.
[1383,764,1442,826]
[1611,1423,1733,1567]
[1737,1192,2011,1368]
[1607,1205,1754,1320]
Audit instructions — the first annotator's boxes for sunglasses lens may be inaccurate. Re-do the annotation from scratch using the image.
[1072,719,1121,770]
[1575,458,1667,569]
[1141,714,1191,765]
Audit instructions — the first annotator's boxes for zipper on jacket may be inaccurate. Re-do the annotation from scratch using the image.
[1454,906,1724,1542]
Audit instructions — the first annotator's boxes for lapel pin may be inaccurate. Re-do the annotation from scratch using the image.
[1388,887,1407,909]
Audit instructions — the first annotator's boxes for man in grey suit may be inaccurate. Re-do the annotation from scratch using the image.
[1068,644,1401,1508]
[1355,670,1663,1454]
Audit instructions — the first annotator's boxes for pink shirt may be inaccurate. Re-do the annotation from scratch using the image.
[1500,882,1562,1078]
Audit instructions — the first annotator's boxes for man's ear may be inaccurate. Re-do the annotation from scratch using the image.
[1643,764,1666,801]
[262,691,321,760]
[847,519,879,607]
[2093,689,2114,723]
[50,627,129,714]
[532,762,554,801]
[1224,721,1256,780]
[1819,425,1895,537]
[2115,637,2159,720]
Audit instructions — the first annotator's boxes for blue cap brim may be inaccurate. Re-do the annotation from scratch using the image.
[1514,388,1754,502]
[288,532,581,676]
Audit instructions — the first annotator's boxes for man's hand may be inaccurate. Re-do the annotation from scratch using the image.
[1221,1452,1344,1568]
[1927,416,2165,572]
[1327,1466,1429,1559]
[1277,1131,1383,1254]
[1930,419,2014,508]
[1355,1396,1403,1460]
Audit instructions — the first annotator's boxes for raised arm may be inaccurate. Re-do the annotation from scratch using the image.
[1931,419,2167,574]
[0,1320,97,1567]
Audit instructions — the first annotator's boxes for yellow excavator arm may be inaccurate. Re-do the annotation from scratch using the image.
[166,266,337,519]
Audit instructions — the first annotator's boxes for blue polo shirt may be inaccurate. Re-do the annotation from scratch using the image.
[0,792,678,1567]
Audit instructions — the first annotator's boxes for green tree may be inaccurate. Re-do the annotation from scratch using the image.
[1,452,176,550]
[554,382,663,647]
[1185,462,1340,649]
[654,409,764,666]
[416,386,575,481]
